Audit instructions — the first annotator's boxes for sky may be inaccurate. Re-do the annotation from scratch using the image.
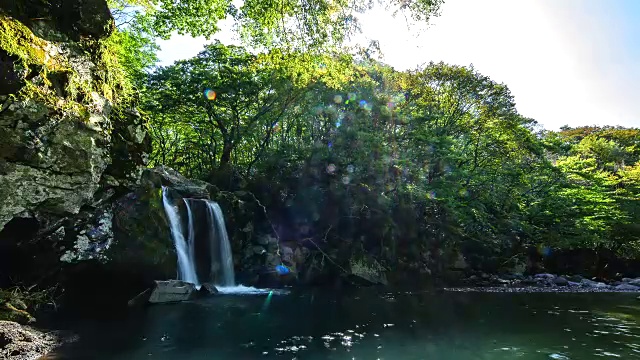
[156,0,640,130]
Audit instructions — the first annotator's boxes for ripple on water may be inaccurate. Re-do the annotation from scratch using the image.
[49,291,640,359]
[215,285,290,295]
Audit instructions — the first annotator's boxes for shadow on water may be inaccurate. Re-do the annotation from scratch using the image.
[46,289,640,359]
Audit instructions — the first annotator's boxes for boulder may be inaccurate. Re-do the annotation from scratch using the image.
[348,256,388,286]
[281,246,294,265]
[616,283,640,291]
[581,279,609,289]
[451,253,468,270]
[141,167,212,199]
[553,276,569,286]
[0,321,58,360]
[534,273,556,279]
[252,246,266,255]
[198,283,219,296]
[256,235,271,246]
[567,275,584,283]
[127,288,152,307]
[148,280,197,304]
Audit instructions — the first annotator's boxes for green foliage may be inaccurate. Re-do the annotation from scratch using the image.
[0,287,57,323]
[141,35,640,270]
[104,26,159,88]
[0,14,134,108]
[100,0,639,273]
[108,0,442,50]
[142,42,353,178]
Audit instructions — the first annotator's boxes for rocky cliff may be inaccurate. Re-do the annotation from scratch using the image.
[0,0,150,293]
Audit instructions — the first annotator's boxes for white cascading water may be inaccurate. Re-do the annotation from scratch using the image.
[162,187,286,295]
[205,200,235,287]
[161,187,199,286]
[183,199,198,286]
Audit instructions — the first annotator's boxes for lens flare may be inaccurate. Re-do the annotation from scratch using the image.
[260,290,274,314]
[275,265,290,275]
[204,89,216,100]
[538,245,552,257]
[336,121,342,127]
[326,164,336,174]
[427,191,437,200]
[341,176,350,184]
[347,164,355,173]
[359,100,367,108]
[348,93,357,101]
[333,95,343,104]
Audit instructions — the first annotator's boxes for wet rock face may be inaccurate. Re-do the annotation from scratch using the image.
[0,1,150,289]
[0,14,101,230]
[108,181,175,281]
[1,0,115,39]
[0,119,111,230]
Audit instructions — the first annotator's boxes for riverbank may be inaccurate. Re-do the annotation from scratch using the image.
[0,321,63,360]
[457,272,640,292]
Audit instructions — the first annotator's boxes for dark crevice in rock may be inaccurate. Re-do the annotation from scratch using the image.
[0,217,39,245]
[0,217,40,286]
[33,182,77,191]
[0,49,22,96]
[23,163,89,177]
[46,71,71,98]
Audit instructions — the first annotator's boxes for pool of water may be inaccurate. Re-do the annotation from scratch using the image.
[47,289,640,359]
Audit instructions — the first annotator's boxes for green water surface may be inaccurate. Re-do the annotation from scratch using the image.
[48,290,640,359]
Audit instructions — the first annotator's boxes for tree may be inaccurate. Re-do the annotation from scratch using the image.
[143,42,316,176]
[108,0,443,47]
[140,37,640,274]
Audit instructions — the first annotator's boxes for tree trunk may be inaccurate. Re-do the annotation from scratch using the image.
[220,141,233,167]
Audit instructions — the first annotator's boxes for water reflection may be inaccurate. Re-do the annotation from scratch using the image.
[50,290,640,359]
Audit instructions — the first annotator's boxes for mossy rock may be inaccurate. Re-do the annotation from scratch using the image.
[348,255,388,286]
[109,186,176,280]
[0,291,35,324]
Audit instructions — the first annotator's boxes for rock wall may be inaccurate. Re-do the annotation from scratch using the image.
[0,1,150,289]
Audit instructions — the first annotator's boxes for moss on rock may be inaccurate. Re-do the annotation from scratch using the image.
[0,290,36,324]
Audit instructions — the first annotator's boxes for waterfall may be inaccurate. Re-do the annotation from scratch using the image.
[183,199,198,285]
[161,187,235,287]
[161,187,199,286]
[205,201,235,287]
